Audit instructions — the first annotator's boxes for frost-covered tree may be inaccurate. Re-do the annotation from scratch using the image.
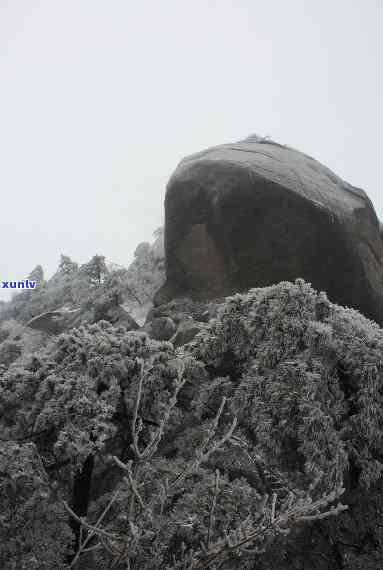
[79,255,109,286]
[0,265,47,322]
[58,255,79,277]
[0,229,165,327]
[28,264,44,287]
[0,322,202,566]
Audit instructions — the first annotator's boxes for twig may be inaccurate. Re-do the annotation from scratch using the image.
[140,360,188,461]
[63,501,119,540]
[113,456,145,512]
[170,397,236,489]
[131,360,148,460]
[207,469,220,547]
[130,358,188,463]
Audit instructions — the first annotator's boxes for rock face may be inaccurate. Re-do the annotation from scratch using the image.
[155,135,383,325]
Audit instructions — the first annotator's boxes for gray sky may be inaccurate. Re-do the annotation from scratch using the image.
[1,0,382,300]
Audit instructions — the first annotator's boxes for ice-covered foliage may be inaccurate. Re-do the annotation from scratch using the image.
[0,325,182,565]
[240,133,273,144]
[192,278,383,492]
[2,279,370,568]
[0,441,72,569]
[0,228,165,326]
[0,322,178,469]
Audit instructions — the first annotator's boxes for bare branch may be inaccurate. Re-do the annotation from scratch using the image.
[207,469,220,548]
[190,487,347,569]
[63,489,120,568]
[170,398,235,489]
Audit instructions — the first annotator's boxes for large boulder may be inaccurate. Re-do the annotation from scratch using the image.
[155,135,383,325]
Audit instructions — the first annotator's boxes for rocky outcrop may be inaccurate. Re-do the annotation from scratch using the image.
[141,316,176,341]
[27,309,88,335]
[171,320,206,347]
[122,227,166,325]
[146,297,219,326]
[0,320,49,362]
[0,328,10,344]
[0,340,21,368]
[93,304,139,330]
[156,135,383,325]
[142,297,217,347]
[27,305,138,335]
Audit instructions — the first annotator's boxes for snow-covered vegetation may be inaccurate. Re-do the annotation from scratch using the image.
[0,228,165,327]
[1,275,383,568]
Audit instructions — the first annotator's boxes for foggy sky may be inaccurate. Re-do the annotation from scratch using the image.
[1,0,382,300]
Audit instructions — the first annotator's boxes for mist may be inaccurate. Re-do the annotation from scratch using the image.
[1,0,382,300]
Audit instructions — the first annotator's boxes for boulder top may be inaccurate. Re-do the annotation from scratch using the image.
[171,134,371,219]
